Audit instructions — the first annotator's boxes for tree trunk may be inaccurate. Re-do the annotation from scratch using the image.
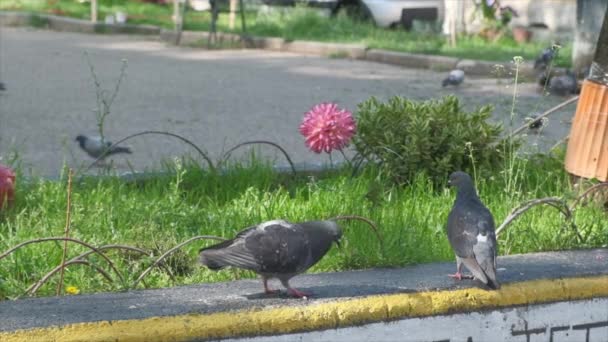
[573,0,607,72]
[229,0,237,30]
[594,3,608,68]
[91,0,97,23]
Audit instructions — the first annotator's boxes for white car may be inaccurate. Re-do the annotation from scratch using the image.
[359,0,444,28]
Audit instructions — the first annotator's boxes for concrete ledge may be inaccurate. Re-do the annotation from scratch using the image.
[281,40,367,59]
[0,11,160,35]
[243,36,286,50]
[365,49,459,70]
[160,29,244,46]
[0,11,36,26]
[0,249,606,341]
[160,30,367,59]
[2,11,549,77]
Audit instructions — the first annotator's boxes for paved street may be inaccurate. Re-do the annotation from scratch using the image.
[0,27,578,177]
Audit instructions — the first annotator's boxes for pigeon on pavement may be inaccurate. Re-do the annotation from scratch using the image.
[446,171,499,289]
[442,69,465,87]
[534,45,557,70]
[75,135,132,160]
[0,82,5,91]
[199,219,342,298]
[526,113,545,132]
[548,70,578,96]
[536,69,551,87]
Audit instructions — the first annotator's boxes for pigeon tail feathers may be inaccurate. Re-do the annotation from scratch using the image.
[199,250,229,270]
[460,257,499,290]
[107,146,132,155]
[484,268,500,290]
[198,238,237,270]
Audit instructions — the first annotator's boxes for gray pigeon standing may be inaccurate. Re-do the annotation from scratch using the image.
[446,172,499,289]
[75,135,132,160]
[199,219,342,298]
[548,70,578,96]
[534,46,557,70]
[442,69,465,87]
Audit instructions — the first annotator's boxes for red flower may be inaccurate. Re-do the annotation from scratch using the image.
[0,164,15,209]
[299,103,356,154]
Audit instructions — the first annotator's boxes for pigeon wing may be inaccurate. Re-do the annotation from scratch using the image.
[199,226,261,272]
[199,222,311,275]
[82,136,113,158]
[472,219,499,288]
[244,222,310,275]
[447,202,480,258]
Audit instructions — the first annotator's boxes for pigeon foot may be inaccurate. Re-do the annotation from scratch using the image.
[264,289,280,295]
[448,272,474,280]
[287,288,309,298]
[263,278,280,295]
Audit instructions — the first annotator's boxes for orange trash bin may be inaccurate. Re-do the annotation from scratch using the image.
[565,79,608,181]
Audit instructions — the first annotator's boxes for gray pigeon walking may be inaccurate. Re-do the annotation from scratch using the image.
[526,112,545,132]
[442,69,465,87]
[199,219,342,298]
[75,135,132,160]
[446,172,499,289]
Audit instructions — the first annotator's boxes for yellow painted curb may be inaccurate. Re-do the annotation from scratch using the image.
[2,276,607,342]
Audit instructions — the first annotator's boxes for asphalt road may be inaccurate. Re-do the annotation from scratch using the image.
[0,248,606,332]
[0,27,578,177]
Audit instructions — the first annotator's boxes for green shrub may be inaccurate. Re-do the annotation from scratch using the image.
[352,95,515,185]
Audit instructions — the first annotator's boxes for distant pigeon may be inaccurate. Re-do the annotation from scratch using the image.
[442,69,465,87]
[526,113,545,132]
[534,46,557,70]
[0,82,5,91]
[548,70,578,96]
[199,219,342,298]
[75,135,132,160]
[446,172,499,289]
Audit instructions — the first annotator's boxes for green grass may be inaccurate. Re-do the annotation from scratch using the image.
[1,0,572,66]
[0,154,605,299]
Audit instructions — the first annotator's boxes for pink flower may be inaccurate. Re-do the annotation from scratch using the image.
[0,164,15,209]
[299,103,356,154]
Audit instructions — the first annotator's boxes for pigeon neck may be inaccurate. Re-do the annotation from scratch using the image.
[456,184,479,201]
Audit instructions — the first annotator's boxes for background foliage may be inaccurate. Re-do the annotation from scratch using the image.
[352,95,516,185]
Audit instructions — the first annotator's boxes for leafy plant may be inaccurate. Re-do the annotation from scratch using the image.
[352,95,517,185]
[475,0,518,41]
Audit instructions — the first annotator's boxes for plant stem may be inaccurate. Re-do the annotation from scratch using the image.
[29,260,113,297]
[496,197,578,239]
[329,215,383,247]
[505,56,523,195]
[570,182,608,211]
[507,96,579,138]
[218,140,296,176]
[132,235,227,288]
[0,237,124,284]
[338,148,353,169]
[56,169,73,296]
